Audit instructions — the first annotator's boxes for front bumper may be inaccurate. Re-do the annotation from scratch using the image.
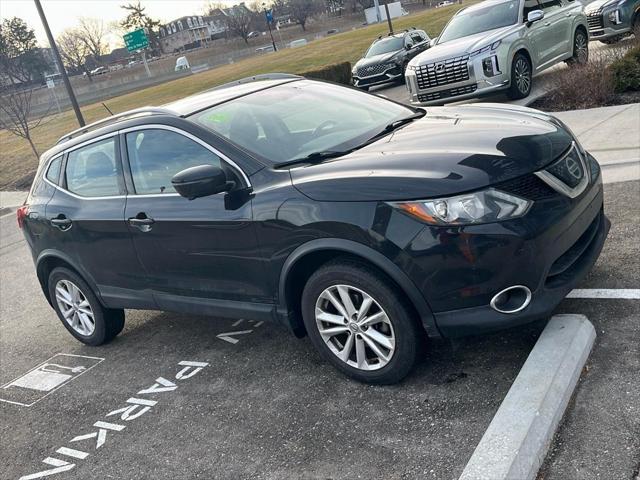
[403,161,609,338]
[586,10,632,39]
[406,50,510,106]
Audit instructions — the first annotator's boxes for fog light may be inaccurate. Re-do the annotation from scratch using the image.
[482,55,500,77]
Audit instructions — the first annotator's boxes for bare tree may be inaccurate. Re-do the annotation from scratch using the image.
[0,88,50,159]
[223,5,255,44]
[57,28,93,80]
[288,0,323,31]
[0,18,50,161]
[78,18,108,63]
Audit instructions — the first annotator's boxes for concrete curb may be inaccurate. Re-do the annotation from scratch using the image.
[459,314,596,480]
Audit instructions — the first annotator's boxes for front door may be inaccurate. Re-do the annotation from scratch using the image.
[121,126,270,308]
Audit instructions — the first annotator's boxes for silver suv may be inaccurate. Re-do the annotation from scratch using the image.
[405,0,589,105]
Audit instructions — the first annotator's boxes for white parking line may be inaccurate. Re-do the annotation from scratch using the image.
[567,289,640,299]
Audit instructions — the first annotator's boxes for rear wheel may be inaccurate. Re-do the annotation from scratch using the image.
[301,260,422,384]
[567,29,589,66]
[507,53,532,100]
[48,267,125,346]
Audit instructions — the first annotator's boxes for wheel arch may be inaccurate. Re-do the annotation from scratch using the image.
[36,250,103,308]
[277,238,440,339]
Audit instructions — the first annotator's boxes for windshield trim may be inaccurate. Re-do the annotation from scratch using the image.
[365,36,405,57]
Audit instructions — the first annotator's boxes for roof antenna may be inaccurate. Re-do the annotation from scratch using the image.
[101,102,114,116]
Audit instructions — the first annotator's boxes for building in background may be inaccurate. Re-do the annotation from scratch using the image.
[159,16,211,52]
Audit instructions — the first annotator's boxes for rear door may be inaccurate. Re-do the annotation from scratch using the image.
[121,125,269,308]
[44,134,151,307]
[535,0,568,67]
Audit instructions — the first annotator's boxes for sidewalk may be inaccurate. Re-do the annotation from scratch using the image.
[554,103,640,184]
[0,191,26,215]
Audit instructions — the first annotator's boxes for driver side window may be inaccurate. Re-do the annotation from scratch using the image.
[125,129,224,195]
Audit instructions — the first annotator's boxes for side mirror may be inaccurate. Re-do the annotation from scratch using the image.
[527,10,544,25]
[405,44,413,50]
[171,164,234,200]
[429,38,438,48]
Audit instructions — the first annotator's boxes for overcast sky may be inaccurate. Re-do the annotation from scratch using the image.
[0,0,242,48]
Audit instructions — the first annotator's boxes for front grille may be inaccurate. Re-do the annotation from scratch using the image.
[415,55,470,89]
[587,12,604,31]
[496,175,557,201]
[545,148,586,188]
[356,63,393,77]
[417,84,477,102]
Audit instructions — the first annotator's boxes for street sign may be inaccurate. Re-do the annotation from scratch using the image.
[265,9,274,23]
[46,78,54,89]
[123,28,149,52]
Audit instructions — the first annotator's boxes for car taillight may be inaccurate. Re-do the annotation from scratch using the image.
[17,205,29,229]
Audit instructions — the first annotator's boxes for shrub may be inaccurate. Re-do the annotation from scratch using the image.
[298,62,352,85]
[610,45,640,93]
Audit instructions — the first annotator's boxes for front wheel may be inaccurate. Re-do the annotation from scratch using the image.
[567,29,589,67]
[48,267,125,346]
[301,260,422,384]
[507,53,532,100]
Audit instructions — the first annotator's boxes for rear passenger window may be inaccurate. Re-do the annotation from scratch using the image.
[125,129,223,195]
[46,157,62,185]
[65,137,121,197]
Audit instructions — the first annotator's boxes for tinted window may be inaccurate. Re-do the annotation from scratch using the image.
[46,157,62,185]
[126,129,222,195]
[66,138,121,197]
[438,0,519,43]
[193,81,412,164]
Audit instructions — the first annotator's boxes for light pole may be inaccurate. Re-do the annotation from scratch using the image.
[263,3,278,52]
[34,0,85,126]
[384,0,394,34]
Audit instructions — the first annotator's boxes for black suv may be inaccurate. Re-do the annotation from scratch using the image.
[352,29,430,90]
[20,75,609,384]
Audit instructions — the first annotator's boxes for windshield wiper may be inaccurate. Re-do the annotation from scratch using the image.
[274,149,356,169]
[369,108,427,141]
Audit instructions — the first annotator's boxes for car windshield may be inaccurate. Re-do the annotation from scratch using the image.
[366,36,404,57]
[438,0,519,44]
[192,80,413,164]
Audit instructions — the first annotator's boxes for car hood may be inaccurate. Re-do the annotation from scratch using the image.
[355,51,401,68]
[290,104,574,202]
[409,27,511,65]
[584,0,616,12]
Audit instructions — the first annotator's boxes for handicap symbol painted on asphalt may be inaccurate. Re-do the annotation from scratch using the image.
[0,354,103,407]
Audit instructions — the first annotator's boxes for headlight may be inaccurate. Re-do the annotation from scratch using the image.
[608,9,622,24]
[406,64,417,71]
[469,40,502,57]
[390,188,532,225]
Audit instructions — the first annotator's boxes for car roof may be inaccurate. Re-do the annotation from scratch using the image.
[462,0,516,13]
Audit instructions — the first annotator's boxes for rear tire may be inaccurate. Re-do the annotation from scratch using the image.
[507,53,532,100]
[301,260,422,384]
[48,267,125,346]
[567,29,589,66]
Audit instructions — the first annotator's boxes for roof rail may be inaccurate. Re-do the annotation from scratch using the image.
[56,107,175,144]
[206,73,303,93]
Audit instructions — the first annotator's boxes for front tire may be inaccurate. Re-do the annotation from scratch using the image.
[507,53,532,100]
[301,260,422,384]
[48,267,125,346]
[567,29,589,66]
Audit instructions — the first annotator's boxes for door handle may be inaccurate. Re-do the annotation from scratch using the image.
[544,22,551,26]
[50,216,72,230]
[128,214,155,232]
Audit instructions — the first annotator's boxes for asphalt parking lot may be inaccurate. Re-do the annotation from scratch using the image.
[1,178,638,480]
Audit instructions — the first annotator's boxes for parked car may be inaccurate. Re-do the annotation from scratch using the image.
[19,74,609,384]
[248,31,261,38]
[352,29,431,90]
[584,0,640,44]
[90,66,107,76]
[255,45,275,53]
[436,1,455,7]
[289,38,309,48]
[175,56,190,71]
[405,0,589,105]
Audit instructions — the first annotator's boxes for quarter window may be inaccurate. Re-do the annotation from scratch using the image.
[125,129,223,195]
[538,0,562,11]
[46,156,62,185]
[65,137,121,197]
